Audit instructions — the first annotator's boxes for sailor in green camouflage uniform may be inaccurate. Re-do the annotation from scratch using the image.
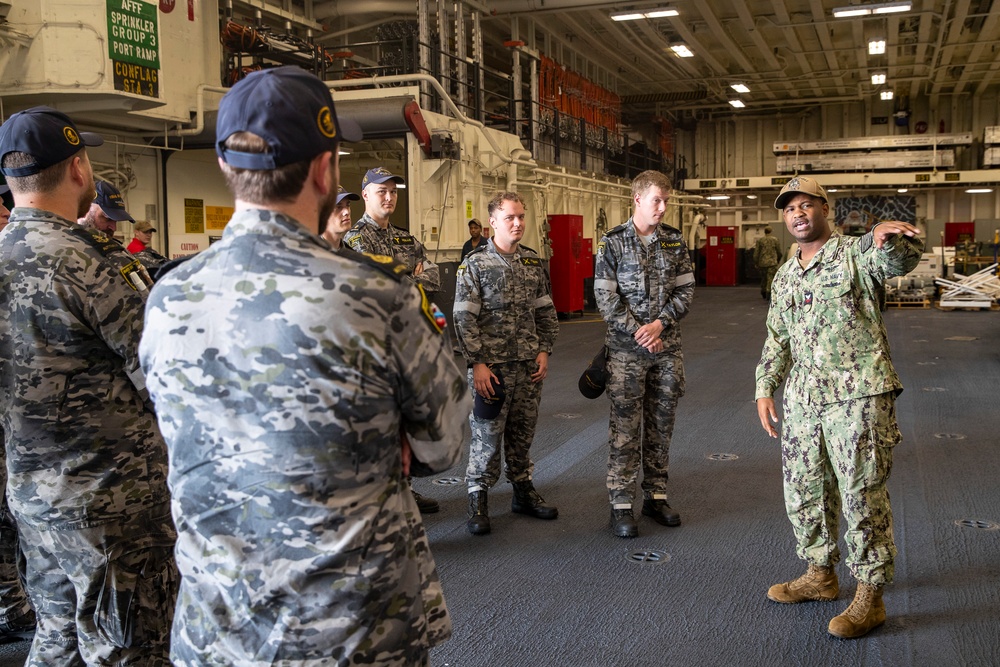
[594,170,695,539]
[453,191,560,536]
[753,226,783,300]
[139,67,470,666]
[755,175,922,639]
[0,107,175,666]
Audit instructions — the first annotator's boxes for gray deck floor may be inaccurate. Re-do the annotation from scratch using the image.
[2,286,997,666]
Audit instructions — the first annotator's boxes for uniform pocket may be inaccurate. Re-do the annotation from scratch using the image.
[94,531,177,649]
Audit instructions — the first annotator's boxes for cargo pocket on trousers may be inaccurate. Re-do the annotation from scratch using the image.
[95,534,177,649]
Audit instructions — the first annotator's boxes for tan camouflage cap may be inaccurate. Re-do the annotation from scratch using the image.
[774,175,829,209]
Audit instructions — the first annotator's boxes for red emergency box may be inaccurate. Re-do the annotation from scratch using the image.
[547,214,584,313]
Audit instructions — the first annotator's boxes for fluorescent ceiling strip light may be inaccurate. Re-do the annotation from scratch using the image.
[832,2,911,18]
[611,8,678,21]
[966,188,993,194]
[731,83,750,93]
[729,100,745,108]
[705,194,730,200]
[670,44,694,57]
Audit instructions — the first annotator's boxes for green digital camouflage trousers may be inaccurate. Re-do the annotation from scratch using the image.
[606,348,685,505]
[781,391,900,585]
[759,265,778,296]
[466,359,541,490]
[18,503,177,667]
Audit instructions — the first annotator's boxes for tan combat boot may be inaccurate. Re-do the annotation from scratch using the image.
[767,564,839,603]
[828,583,885,638]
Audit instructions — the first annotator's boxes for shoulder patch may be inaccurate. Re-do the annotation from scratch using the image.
[519,244,537,254]
[416,284,444,335]
[69,227,153,291]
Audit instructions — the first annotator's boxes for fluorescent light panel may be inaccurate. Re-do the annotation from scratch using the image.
[872,73,886,84]
[731,83,750,93]
[966,188,993,194]
[705,194,730,200]
[670,44,694,57]
[833,2,911,18]
[611,7,678,21]
[881,90,894,100]
[868,39,886,55]
[729,100,745,108]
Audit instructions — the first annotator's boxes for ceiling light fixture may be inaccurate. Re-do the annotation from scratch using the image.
[897,188,908,193]
[827,188,840,193]
[881,90,894,100]
[833,2,911,18]
[705,194,730,200]
[872,72,886,85]
[868,39,886,55]
[731,83,750,93]
[966,188,993,194]
[611,7,679,21]
[670,43,694,57]
[746,194,758,199]
[729,100,745,108]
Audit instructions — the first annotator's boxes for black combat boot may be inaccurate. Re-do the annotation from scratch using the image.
[641,498,681,526]
[611,508,638,538]
[511,481,558,520]
[411,488,440,514]
[467,490,490,535]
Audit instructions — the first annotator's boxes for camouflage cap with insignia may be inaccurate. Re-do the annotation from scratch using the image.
[216,66,362,170]
[774,175,829,210]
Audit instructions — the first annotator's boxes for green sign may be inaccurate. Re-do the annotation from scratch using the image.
[107,0,159,69]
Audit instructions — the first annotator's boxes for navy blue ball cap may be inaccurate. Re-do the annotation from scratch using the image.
[473,368,505,420]
[0,106,103,178]
[216,66,362,170]
[336,184,360,205]
[93,180,134,222]
[362,167,405,189]
[579,345,609,399]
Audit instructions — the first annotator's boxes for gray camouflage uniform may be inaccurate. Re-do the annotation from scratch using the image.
[343,212,441,292]
[0,207,175,666]
[139,208,470,667]
[453,239,559,491]
[755,229,922,585]
[594,220,695,506]
[0,428,34,636]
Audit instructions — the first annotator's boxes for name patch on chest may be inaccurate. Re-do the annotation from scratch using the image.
[520,257,542,267]
[392,237,415,246]
[660,241,682,249]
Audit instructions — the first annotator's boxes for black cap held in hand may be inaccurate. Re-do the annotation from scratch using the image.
[473,368,505,420]
[579,346,609,399]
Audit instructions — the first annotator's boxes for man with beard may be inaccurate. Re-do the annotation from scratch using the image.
[139,67,470,665]
[80,179,134,237]
[0,106,176,665]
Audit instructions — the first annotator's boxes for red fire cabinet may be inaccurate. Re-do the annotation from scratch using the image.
[546,214,584,313]
[944,222,975,247]
[705,226,738,286]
